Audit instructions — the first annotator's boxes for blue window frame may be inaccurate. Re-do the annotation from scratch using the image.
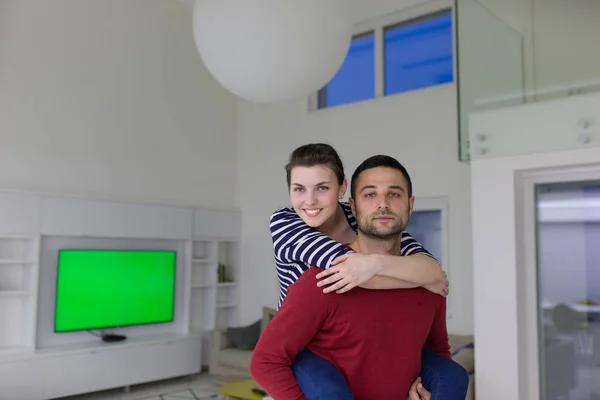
[384,9,454,96]
[317,31,375,109]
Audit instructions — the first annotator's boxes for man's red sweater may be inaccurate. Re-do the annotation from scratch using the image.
[250,267,451,400]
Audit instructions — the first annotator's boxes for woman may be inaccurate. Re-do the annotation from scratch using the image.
[269,143,468,399]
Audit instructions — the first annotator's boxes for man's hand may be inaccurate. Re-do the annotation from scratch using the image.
[423,270,449,297]
[407,377,431,400]
[315,253,381,294]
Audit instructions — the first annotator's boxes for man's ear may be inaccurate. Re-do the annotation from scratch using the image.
[349,197,356,217]
[408,195,415,216]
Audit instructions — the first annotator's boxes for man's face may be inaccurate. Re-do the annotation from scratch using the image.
[350,167,414,239]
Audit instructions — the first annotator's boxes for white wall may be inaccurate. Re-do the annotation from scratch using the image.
[530,0,600,95]
[235,0,472,335]
[0,0,237,209]
[469,91,600,400]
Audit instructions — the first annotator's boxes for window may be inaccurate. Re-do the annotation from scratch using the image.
[384,10,454,95]
[405,196,448,267]
[406,210,443,264]
[405,197,450,315]
[312,8,454,110]
[317,31,375,109]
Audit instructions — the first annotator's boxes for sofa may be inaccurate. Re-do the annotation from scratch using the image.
[209,306,277,377]
[447,333,475,400]
[209,306,475,399]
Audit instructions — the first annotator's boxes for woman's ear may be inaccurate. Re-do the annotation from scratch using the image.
[338,179,348,200]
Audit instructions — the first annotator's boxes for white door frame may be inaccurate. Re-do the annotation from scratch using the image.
[515,163,600,400]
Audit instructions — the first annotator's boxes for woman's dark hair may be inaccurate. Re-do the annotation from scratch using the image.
[285,143,345,188]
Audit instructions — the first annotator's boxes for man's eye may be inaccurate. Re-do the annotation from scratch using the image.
[365,193,376,198]
[389,192,400,198]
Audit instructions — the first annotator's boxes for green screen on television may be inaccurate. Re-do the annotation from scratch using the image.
[54,249,176,332]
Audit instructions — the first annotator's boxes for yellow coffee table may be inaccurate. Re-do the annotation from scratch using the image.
[216,379,270,400]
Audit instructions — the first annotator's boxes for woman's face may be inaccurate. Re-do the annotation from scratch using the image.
[289,165,347,228]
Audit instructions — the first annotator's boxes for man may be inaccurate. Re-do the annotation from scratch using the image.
[250,155,451,399]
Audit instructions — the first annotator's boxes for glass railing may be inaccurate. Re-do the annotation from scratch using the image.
[456,0,524,161]
[455,0,600,162]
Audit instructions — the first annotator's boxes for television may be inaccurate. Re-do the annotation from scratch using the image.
[54,249,176,333]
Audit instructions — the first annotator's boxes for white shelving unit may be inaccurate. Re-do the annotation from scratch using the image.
[0,235,39,358]
[215,240,240,330]
[189,238,240,333]
[0,190,241,400]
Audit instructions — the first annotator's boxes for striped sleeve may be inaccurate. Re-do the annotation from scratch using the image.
[270,207,354,270]
[400,231,436,260]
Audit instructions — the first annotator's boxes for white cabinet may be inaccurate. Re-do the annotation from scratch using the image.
[189,239,240,333]
[188,238,240,367]
[42,349,132,398]
[128,336,201,384]
[0,334,203,400]
[0,359,43,400]
[0,235,39,357]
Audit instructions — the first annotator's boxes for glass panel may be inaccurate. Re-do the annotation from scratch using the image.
[536,181,600,400]
[455,0,524,162]
[406,210,443,264]
[456,0,600,162]
[384,10,454,96]
[317,32,375,109]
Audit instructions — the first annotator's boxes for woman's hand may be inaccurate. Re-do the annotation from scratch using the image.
[407,377,431,400]
[424,270,449,297]
[315,253,381,294]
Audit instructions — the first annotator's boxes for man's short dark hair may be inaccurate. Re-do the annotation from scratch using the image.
[350,155,413,199]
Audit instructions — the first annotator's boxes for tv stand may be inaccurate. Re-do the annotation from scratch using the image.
[21,333,202,399]
[101,333,127,343]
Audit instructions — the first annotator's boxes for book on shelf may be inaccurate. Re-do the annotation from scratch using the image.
[217,263,229,283]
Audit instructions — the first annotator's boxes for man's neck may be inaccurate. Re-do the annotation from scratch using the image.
[348,231,403,256]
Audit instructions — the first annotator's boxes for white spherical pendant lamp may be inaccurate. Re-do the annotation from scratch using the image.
[193,0,352,103]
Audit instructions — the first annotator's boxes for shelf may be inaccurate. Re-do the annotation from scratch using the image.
[36,332,200,356]
[0,290,32,298]
[0,235,36,240]
[191,263,216,287]
[215,305,238,331]
[213,237,239,243]
[0,259,34,265]
[190,288,215,332]
[191,240,215,262]
[0,238,36,262]
[189,238,239,333]
[192,258,212,263]
[0,345,31,352]
[216,303,237,309]
[0,234,38,356]
[0,345,33,362]
[191,284,212,289]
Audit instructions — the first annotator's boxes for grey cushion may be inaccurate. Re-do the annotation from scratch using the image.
[226,319,261,350]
